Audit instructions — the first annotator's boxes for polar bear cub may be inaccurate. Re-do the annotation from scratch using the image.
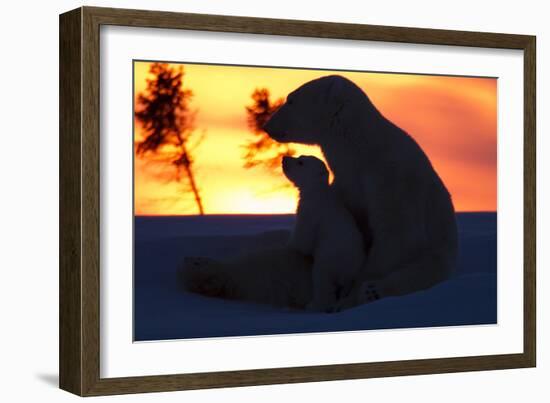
[282,155,366,312]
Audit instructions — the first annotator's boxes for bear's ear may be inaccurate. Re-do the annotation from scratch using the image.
[322,75,350,106]
[325,76,352,137]
[329,102,350,138]
[324,75,347,106]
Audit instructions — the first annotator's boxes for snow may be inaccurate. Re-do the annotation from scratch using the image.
[134,213,496,341]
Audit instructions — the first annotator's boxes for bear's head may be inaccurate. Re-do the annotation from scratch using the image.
[263,75,366,145]
[282,155,329,189]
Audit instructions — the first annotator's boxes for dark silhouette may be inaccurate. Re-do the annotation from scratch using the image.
[243,88,296,172]
[135,63,205,215]
[181,75,458,312]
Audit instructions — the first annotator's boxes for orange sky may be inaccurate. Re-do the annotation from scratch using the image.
[134,61,497,215]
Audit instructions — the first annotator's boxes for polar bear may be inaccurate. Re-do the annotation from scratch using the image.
[282,155,365,312]
[180,74,458,311]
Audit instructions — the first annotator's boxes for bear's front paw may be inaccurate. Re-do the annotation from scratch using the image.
[362,282,381,302]
[333,282,381,311]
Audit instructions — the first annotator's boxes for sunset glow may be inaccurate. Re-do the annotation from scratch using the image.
[134,61,497,215]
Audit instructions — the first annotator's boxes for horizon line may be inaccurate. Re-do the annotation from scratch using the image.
[135,211,497,218]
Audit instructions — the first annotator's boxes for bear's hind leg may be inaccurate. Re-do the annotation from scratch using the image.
[178,257,240,299]
[178,247,315,309]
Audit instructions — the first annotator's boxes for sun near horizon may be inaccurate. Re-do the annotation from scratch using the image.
[133,61,497,216]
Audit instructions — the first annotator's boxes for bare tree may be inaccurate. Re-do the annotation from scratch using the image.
[135,63,204,214]
[243,88,296,171]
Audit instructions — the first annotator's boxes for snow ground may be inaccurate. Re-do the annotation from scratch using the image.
[134,213,497,341]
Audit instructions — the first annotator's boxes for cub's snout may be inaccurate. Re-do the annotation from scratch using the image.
[282,155,294,176]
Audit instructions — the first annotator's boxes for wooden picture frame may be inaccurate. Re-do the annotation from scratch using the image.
[59,6,536,396]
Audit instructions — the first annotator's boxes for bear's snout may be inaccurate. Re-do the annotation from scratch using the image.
[263,117,286,140]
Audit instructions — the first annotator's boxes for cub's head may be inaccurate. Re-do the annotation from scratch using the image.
[263,75,365,145]
[282,155,329,189]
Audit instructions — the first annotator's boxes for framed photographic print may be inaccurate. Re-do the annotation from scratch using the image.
[59,6,536,396]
